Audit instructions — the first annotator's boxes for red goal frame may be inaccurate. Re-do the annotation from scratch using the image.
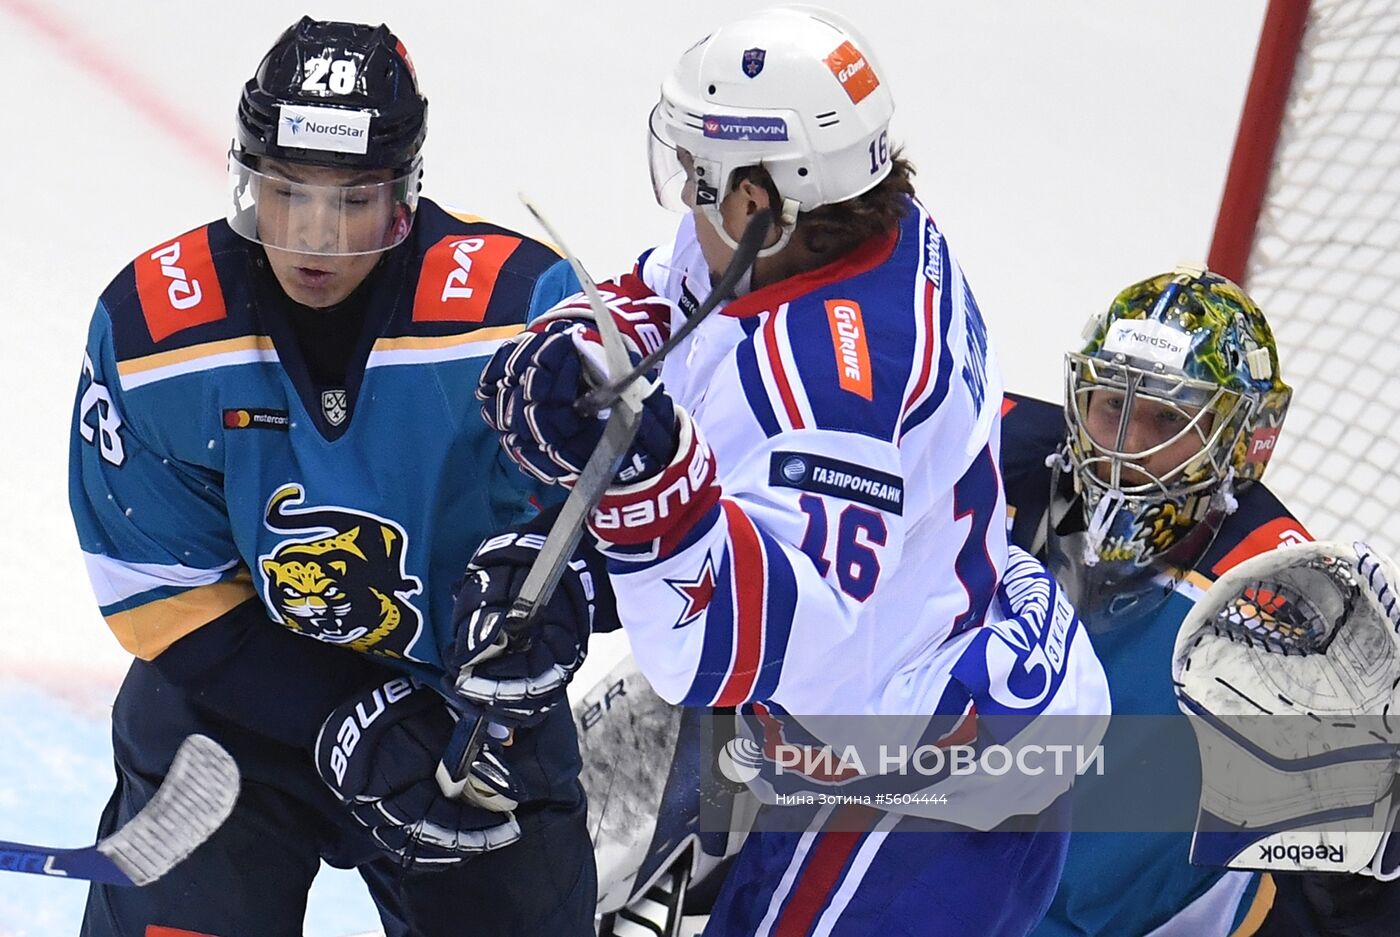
[1207,0,1311,283]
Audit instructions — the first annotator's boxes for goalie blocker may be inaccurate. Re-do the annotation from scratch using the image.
[1172,539,1400,878]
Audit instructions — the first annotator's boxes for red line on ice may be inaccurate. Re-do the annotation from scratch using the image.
[0,0,225,172]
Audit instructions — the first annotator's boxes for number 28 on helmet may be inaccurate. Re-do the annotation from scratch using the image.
[227,17,427,257]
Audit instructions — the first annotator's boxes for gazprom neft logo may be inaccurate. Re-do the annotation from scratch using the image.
[277,104,372,155]
[703,114,789,141]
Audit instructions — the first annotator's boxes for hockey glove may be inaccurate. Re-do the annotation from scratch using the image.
[1173,540,1400,876]
[446,517,616,727]
[477,279,681,488]
[479,276,721,561]
[314,676,524,868]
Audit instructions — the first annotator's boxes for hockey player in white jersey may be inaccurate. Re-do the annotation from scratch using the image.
[469,7,1110,934]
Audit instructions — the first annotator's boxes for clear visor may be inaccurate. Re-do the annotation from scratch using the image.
[648,104,723,212]
[1065,354,1247,499]
[226,152,421,257]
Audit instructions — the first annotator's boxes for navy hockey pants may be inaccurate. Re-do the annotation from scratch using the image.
[80,773,595,937]
[80,662,595,937]
[704,800,1070,937]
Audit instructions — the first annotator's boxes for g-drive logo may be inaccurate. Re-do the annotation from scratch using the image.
[703,114,789,141]
[277,104,372,156]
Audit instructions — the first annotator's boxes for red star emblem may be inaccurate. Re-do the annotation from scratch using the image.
[666,555,718,629]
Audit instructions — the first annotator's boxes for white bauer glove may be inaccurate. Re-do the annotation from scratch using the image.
[1172,540,1400,877]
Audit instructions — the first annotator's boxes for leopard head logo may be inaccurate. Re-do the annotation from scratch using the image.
[258,485,425,660]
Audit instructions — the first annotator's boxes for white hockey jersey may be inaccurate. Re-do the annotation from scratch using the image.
[578,200,1108,821]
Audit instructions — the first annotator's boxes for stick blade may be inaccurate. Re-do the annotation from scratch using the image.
[95,734,240,886]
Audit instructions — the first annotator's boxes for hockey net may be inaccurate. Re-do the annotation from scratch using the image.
[1209,0,1400,556]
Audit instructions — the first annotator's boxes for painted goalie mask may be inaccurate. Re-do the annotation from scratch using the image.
[1059,265,1292,576]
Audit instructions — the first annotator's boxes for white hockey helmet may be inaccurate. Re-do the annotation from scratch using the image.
[649,5,896,224]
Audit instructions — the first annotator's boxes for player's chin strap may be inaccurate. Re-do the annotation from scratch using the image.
[1042,446,1121,568]
[1211,467,1240,516]
[701,194,800,267]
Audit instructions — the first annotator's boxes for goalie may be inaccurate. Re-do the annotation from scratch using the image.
[999,265,1302,937]
[999,264,1397,936]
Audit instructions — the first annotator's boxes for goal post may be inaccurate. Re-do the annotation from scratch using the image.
[1208,0,1400,555]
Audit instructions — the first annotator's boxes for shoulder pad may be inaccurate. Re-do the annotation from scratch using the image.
[101,221,255,359]
[759,295,897,440]
[1205,484,1312,577]
[407,199,565,327]
[999,392,1061,526]
[754,258,925,440]
[1000,394,1066,478]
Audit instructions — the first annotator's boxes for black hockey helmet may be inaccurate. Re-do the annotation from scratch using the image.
[235,17,427,172]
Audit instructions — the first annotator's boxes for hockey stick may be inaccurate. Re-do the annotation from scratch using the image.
[0,734,239,886]
[437,205,773,794]
[578,214,766,417]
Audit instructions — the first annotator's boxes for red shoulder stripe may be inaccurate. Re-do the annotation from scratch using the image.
[412,234,522,323]
[1211,516,1312,577]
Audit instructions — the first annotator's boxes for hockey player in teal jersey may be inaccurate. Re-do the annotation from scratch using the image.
[70,18,597,936]
[1001,266,1301,936]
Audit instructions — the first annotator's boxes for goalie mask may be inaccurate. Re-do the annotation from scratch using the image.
[1051,267,1291,615]
[648,6,895,256]
[1172,540,1400,877]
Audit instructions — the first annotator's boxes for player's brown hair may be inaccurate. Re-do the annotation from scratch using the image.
[735,152,916,259]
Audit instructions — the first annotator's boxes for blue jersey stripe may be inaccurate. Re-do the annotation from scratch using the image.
[902,238,958,436]
[753,529,798,703]
[682,549,737,706]
[735,336,782,438]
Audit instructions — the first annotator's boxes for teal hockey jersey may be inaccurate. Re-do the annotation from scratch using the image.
[1001,392,1309,937]
[70,199,575,682]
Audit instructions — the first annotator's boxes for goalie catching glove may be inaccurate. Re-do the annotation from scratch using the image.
[314,676,526,867]
[1172,540,1400,877]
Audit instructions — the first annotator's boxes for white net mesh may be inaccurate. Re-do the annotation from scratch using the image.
[1242,0,1400,555]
